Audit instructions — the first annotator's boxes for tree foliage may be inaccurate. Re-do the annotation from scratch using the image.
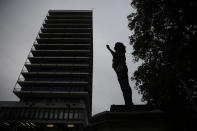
[128,0,197,110]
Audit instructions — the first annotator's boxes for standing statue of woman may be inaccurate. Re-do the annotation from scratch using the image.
[106,42,133,105]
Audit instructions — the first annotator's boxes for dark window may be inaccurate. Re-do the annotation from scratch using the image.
[39,109,44,119]
[49,109,54,119]
[44,109,49,119]
[19,109,25,120]
[54,109,59,120]
[14,108,19,120]
[59,109,64,120]
[30,109,35,120]
[79,110,84,120]
[63,110,68,120]
[74,110,79,120]
[24,109,29,119]
[8,108,14,120]
[69,110,73,120]
[35,109,40,119]
[0,108,4,119]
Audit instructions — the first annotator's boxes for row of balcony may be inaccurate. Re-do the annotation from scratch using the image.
[41,28,91,33]
[36,38,90,44]
[14,11,93,102]
[38,33,91,38]
[21,72,89,81]
[43,24,92,28]
[17,79,88,87]
[48,10,92,17]
[14,78,90,99]
[24,63,89,72]
[15,85,88,92]
[34,44,90,50]
[47,15,91,19]
[30,50,90,57]
[42,12,92,36]
[45,19,92,24]
[27,56,89,64]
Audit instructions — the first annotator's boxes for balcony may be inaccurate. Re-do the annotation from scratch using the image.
[41,28,91,33]
[45,19,92,24]
[47,16,92,20]
[17,80,89,88]
[31,50,90,57]
[25,63,89,72]
[13,86,89,103]
[36,38,90,44]
[28,56,90,64]
[48,10,92,16]
[21,72,89,81]
[43,24,92,28]
[39,33,91,38]
[34,44,90,50]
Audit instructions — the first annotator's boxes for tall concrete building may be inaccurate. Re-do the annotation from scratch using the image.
[0,10,93,131]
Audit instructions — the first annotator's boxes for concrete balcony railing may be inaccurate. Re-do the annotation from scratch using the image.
[13,84,90,104]
[13,83,88,93]
[48,10,92,16]
[36,38,91,44]
[34,44,90,50]
[17,80,89,88]
[45,19,92,24]
[38,33,91,38]
[41,28,91,33]
[47,15,92,19]
[43,23,92,28]
[20,72,89,82]
[27,56,90,64]
[24,63,89,73]
[31,50,90,57]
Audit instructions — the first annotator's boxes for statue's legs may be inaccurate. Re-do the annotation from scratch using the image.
[114,65,133,105]
[118,77,133,105]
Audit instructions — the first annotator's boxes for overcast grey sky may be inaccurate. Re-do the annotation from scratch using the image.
[0,0,143,115]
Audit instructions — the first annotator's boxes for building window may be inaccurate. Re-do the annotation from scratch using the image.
[24,109,29,119]
[63,110,68,120]
[35,109,40,119]
[79,110,84,120]
[74,110,79,120]
[69,110,73,120]
[39,109,44,119]
[14,108,20,120]
[49,109,54,120]
[19,109,25,120]
[59,109,64,120]
[44,109,49,119]
[30,109,35,120]
[54,109,59,119]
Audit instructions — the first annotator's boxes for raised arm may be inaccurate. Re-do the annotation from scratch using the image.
[106,45,115,56]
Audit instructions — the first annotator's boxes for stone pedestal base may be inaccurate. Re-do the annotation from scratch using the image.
[89,105,197,131]
[110,104,154,112]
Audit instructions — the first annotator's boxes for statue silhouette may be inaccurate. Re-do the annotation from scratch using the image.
[107,42,133,105]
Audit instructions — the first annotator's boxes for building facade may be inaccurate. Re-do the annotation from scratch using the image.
[0,10,93,131]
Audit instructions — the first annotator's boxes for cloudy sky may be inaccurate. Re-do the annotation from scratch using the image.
[0,0,144,115]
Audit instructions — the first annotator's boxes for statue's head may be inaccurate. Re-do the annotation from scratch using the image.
[114,42,126,53]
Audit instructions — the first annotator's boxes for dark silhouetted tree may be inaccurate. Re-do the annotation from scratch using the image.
[128,0,197,111]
